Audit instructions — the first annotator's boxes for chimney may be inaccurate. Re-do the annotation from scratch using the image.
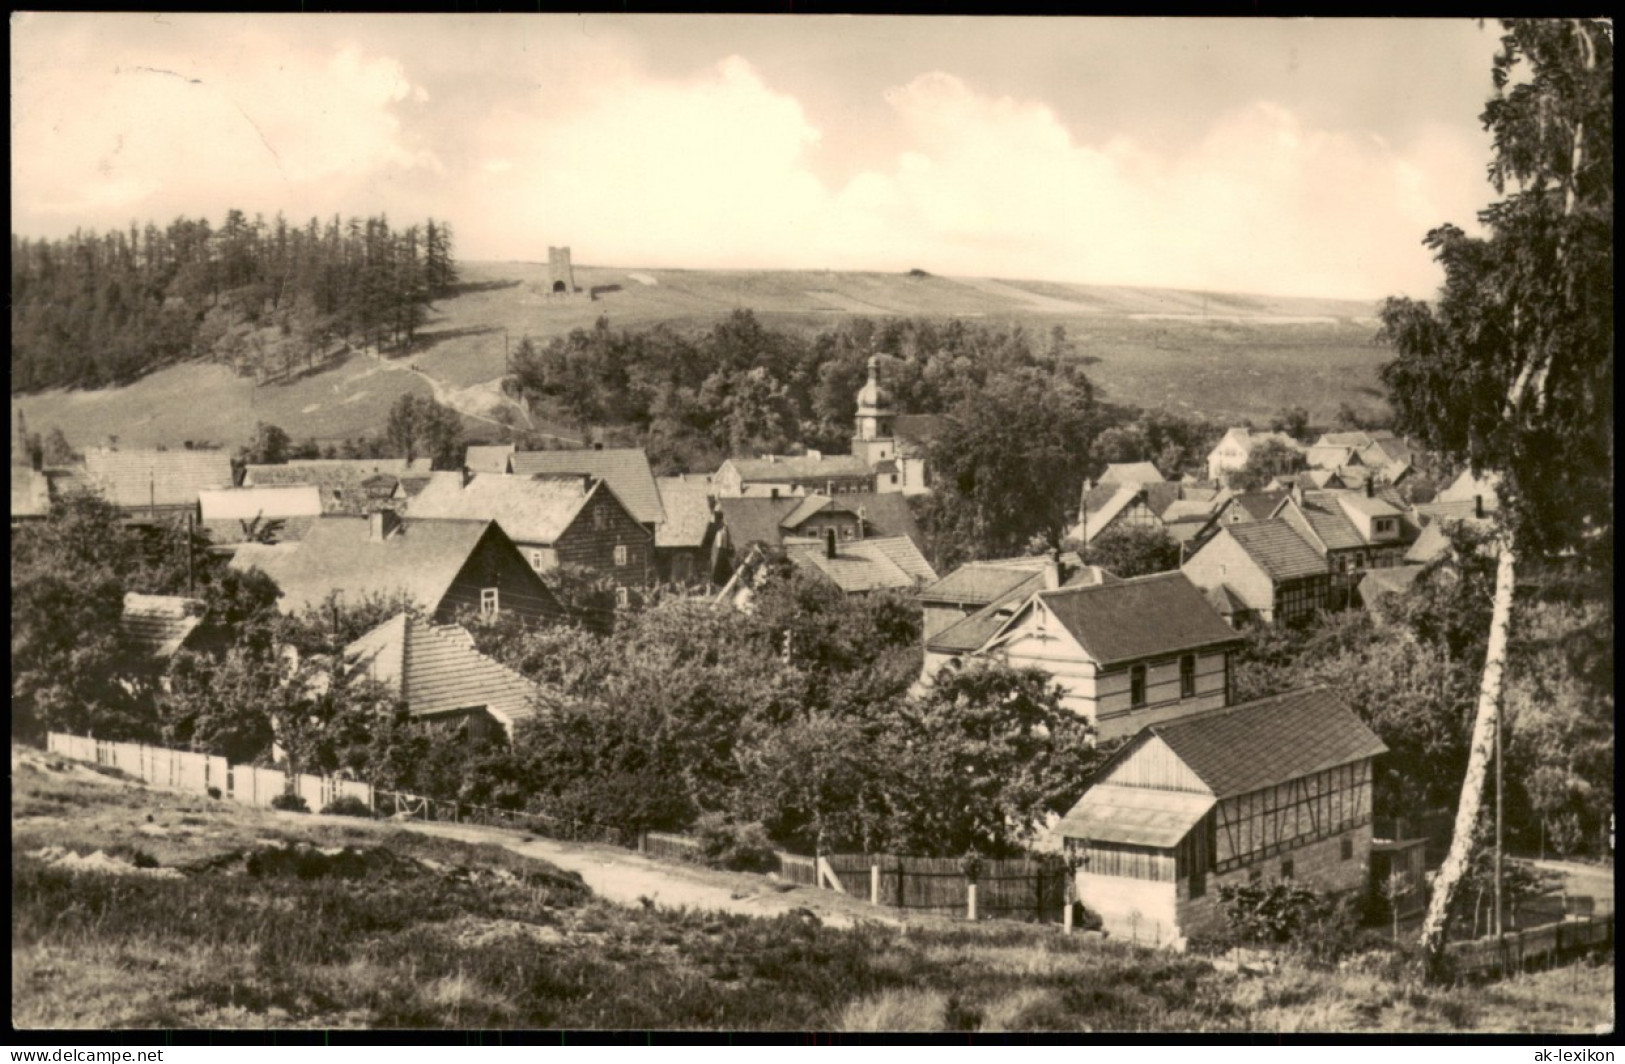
[370,508,401,542]
[1365,476,1375,499]
[856,505,867,540]
[582,474,595,493]
[770,487,780,500]
[1289,481,1303,507]
[824,527,837,559]
[1474,494,1484,519]
[1043,556,1061,590]
[461,465,474,489]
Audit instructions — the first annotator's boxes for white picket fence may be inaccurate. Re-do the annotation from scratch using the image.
[46,732,373,812]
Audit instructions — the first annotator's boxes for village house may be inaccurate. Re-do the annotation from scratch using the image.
[1269,485,1416,607]
[1180,518,1335,627]
[714,491,924,558]
[653,475,719,586]
[1074,474,1227,548]
[918,557,1118,685]
[463,444,516,475]
[1183,489,1288,557]
[782,530,938,596]
[10,464,52,525]
[229,512,567,625]
[407,471,655,595]
[1057,686,1387,948]
[344,612,544,742]
[964,571,1243,742]
[1204,427,1303,484]
[1098,461,1166,486]
[1434,468,1502,509]
[712,453,877,499]
[507,446,665,535]
[242,458,434,516]
[83,445,235,519]
[1405,493,1497,566]
[120,592,229,666]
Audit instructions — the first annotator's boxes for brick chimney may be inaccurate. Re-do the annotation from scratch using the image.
[824,527,837,560]
[369,509,401,542]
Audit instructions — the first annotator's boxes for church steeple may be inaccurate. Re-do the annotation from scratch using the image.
[854,354,893,442]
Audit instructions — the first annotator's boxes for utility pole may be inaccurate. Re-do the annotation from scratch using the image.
[186,511,196,596]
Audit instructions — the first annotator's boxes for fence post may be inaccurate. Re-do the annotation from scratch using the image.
[967,882,978,922]
[1064,899,1074,935]
[870,861,880,907]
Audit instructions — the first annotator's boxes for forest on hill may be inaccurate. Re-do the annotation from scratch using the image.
[10,211,457,393]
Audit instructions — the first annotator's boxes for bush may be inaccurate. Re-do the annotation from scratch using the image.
[270,793,309,813]
[1215,881,1371,967]
[693,813,777,873]
[321,795,374,818]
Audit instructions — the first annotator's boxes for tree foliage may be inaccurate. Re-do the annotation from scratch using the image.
[1080,526,1182,579]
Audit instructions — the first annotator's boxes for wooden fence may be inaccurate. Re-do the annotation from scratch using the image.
[823,852,1068,922]
[1444,913,1614,980]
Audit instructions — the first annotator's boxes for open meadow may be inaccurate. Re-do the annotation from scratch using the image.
[13,263,1391,454]
[12,744,1613,1033]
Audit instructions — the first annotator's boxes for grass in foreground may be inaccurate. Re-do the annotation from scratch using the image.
[11,748,1614,1032]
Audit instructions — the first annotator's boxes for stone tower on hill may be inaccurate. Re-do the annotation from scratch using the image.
[548,246,577,295]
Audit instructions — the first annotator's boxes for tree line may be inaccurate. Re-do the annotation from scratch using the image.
[11,210,457,393]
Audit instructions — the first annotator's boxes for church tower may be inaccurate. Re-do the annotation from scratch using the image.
[851,354,898,477]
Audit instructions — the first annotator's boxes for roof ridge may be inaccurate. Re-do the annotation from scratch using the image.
[1038,569,1182,598]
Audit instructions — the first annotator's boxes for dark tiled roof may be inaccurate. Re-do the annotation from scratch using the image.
[921,564,1045,606]
[1230,490,1288,521]
[717,496,804,550]
[85,448,234,510]
[1148,687,1387,798]
[926,560,1111,653]
[345,613,543,733]
[508,448,663,525]
[121,593,204,658]
[1223,519,1327,581]
[1036,571,1241,667]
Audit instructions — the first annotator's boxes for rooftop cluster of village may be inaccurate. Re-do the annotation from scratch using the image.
[10,355,1508,948]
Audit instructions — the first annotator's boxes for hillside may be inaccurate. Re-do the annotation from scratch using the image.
[12,744,1612,1032]
[14,262,1392,452]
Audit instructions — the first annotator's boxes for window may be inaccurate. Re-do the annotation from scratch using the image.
[615,586,630,609]
[613,544,628,567]
[1375,518,1394,534]
[890,474,899,484]
[1280,857,1294,880]
[480,587,499,618]
[1180,654,1196,698]
[594,507,608,531]
[530,550,545,571]
[1340,836,1354,861]
[1130,664,1147,707]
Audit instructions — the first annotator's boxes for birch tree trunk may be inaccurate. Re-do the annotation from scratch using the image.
[1420,533,1517,972]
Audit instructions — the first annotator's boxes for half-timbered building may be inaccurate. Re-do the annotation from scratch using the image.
[1057,686,1386,947]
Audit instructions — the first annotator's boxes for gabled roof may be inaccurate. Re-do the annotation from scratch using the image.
[716,495,804,550]
[1227,490,1289,521]
[1332,491,1404,520]
[1056,784,1216,849]
[230,515,528,616]
[1214,428,1302,455]
[1145,687,1387,799]
[1437,469,1502,506]
[718,491,924,553]
[198,485,324,522]
[243,459,433,515]
[1099,462,1165,486]
[723,454,874,483]
[785,536,938,594]
[654,476,715,549]
[1079,484,1140,543]
[508,448,663,525]
[406,472,628,546]
[121,593,204,658]
[1029,571,1241,667]
[779,493,834,529]
[84,447,234,510]
[345,613,544,733]
[11,466,51,518]
[463,444,516,475]
[1219,519,1328,581]
[921,562,1051,607]
[926,562,1113,654]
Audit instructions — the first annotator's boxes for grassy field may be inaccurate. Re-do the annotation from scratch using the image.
[12,745,1613,1033]
[13,262,1393,455]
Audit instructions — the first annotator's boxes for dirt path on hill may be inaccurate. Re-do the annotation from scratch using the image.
[394,819,903,930]
[353,345,514,431]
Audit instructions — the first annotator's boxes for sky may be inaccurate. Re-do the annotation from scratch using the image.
[10,14,1508,300]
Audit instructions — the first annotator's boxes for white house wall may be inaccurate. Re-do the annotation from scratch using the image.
[1181,532,1276,617]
